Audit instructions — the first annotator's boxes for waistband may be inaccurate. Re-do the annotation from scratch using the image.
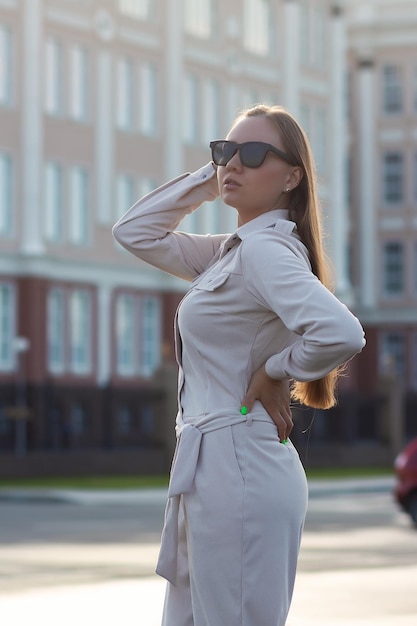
[156,408,273,585]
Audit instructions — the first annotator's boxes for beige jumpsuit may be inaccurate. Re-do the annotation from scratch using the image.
[113,162,365,626]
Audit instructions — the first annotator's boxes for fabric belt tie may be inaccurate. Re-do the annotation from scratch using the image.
[155,408,273,585]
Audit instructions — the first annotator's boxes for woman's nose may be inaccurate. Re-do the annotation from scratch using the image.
[225,150,242,170]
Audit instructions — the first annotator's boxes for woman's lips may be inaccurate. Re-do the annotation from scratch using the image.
[223,177,241,190]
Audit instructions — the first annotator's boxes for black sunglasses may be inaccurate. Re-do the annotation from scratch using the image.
[210,140,295,168]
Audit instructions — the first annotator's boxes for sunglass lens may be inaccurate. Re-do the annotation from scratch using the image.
[211,141,228,165]
[240,142,268,168]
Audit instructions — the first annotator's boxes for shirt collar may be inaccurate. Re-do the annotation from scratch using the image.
[236,209,292,240]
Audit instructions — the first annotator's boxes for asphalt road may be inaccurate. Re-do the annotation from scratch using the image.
[0,482,416,625]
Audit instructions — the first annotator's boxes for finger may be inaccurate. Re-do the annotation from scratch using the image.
[273,411,293,442]
[240,392,255,414]
[283,412,294,439]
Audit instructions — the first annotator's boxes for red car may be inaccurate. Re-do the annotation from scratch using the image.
[394,437,417,527]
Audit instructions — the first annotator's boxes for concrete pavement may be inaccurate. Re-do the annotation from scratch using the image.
[1,566,417,626]
[0,475,396,506]
[2,476,416,626]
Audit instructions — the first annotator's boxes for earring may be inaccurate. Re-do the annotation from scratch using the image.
[285,187,290,193]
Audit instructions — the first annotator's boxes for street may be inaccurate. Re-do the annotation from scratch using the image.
[0,480,416,625]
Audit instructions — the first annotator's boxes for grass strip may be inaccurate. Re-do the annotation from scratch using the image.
[0,467,393,490]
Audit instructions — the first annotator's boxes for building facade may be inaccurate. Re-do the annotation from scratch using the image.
[0,0,416,465]
[347,0,417,440]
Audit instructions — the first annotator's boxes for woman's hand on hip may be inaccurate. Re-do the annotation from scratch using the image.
[241,365,293,441]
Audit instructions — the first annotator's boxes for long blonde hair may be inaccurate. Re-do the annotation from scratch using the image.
[235,104,339,409]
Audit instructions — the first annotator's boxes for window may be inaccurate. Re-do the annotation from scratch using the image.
[0,408,10,436]
[312,106,327,174]
[69,290,92,374]
[70,402,88,435]
[382,242,404,296]
[116,294,135,376]
[415,242,417,296]
[138,178,157,198]
[380,333,405,379]
[241,87,259,110]
[383,152,403,206]
[45,38,63,115]
[201,79,219,145]
[414,64,417,113]
[382,65,402,114]
[139,62,157,136]
[69,166,89,245]
[312,7,326,69]
[116,174,134,221]
[299,102,311,138]
[140,296,161,377]
[0,283,15,371]
[184,0,214,38]
[119,0,152,20]
[414,153,417,205]
[0,25,12,106]
[0,152,12,236]
[243,0,271,56]
[70,45,88,121]
[117,405,133,434]
[300,0,310,66]
[412,333,417,390]
[44,162,63,241]
[183,74,199,144]
[114,293,161,377]
[116,57,133,130]
[299,104,326,173]
[47,288,65,373]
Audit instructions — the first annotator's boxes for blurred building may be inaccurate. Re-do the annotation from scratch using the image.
[0,0,416,469]
[347,0,417,442]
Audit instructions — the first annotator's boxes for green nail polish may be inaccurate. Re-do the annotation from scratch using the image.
[281,438,289,445]
[240,406,248,415]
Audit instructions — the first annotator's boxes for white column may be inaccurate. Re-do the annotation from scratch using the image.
[283,0,300,118]
[20,0,44,255]
[96,50,114,225]
[329,5,353,304]
[97,283,111,386]
[164,0,184,180]
[357,58,377,309]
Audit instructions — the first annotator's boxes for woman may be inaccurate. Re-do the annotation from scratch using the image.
[113,104,365,626]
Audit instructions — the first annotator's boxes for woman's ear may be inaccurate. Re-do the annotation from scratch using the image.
[288,166,303,190]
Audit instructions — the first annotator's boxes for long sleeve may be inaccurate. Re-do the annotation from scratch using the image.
[112,163,226,281]
[240,229,365,382]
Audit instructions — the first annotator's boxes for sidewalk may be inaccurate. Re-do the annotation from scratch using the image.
[0,476,395,506]
[1,475,415,626]
[1,566,416,626]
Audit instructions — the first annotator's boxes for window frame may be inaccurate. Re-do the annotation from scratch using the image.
[47,287,66,374]
[69,44,89,122]
[0,151,12,237]
[0,282,16,372]
[183,0,214,39]
[379,332,406,379]
[382,151,404,208]
[114,292,162,378]
[69,166,89,246]
[69,289,92,375]
[382,64,403,115]
[0,25,13,107]
[45,37,63,116]
[382,241,404,298]
[242,0,272,57]
[44,161,63,242]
